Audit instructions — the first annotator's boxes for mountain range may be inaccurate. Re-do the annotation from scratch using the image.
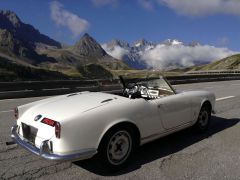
[0,10,239,81]
[102,38,205,70]
[0,10,129,81]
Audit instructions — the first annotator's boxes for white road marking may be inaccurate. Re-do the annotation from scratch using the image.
[212,85,224,88]
[204,86,214,89]
[216,96,235,101]
[231,83,240,86]
[0,96,50,102]
[0,110,13,113]
[42,88,69,91]
[0,90,33,94]
[0,99,15,102]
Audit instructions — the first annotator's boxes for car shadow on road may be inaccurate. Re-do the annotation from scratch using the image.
[74,116,239,176]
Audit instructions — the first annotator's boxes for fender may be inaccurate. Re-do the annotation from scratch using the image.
[96,118,140,148]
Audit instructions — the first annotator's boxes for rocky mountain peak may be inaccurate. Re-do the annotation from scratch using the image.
[0,9,61,48]
[73,33,107,57]
[113,39,129,47]
[133,39,152,47]
[161,39,183,46]
[81,33,92,40]
[0,10,21,27]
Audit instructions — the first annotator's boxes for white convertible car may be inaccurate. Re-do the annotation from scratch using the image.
[11,73,215,171]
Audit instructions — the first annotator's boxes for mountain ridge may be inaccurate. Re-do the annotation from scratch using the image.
[189,54,240,71]
[0,10,238,81]
[0,10,61,49]
[0,10,129,80]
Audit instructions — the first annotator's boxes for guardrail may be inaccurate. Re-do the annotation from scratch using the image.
[1,74,240,99]
[167,74,240,84]
[0,79,122,99]
[186,70,240,75]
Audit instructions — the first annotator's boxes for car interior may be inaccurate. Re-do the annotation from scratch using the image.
[119,75,176,99]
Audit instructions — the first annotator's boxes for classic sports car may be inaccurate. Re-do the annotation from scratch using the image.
[11,73,215,171]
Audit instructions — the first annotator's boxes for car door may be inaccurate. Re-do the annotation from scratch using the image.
[154,93,192,130]
[130,98,166,137]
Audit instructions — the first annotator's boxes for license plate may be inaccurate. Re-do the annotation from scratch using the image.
[21,123,38,144]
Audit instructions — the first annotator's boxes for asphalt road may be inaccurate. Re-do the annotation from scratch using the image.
[0,80,240,180]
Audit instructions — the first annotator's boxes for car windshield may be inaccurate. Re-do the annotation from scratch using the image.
[119,72,175,99]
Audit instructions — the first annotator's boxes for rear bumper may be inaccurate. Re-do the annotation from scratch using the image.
[11,125,97,161]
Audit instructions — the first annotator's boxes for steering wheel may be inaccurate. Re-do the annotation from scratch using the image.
[139,86,150,98]
[123,82,153,99]
[123,82,141,98]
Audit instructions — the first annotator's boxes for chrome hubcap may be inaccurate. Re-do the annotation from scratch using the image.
[199,110,209,127]
[107,130,132,165]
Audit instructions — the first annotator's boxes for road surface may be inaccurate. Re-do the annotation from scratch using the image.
[0,80,240,180]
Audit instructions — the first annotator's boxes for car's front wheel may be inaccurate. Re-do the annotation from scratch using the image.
[95,125,137,171]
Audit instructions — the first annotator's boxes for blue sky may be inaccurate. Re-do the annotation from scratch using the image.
[1,0,240,51]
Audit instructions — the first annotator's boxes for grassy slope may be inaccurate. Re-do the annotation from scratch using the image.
[0,55,69,81]
[190,54,240,71]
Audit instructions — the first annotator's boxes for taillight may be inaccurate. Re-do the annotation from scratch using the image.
[55,122,61,139]
[41,118,61,139]
[41,118,55,127]
[14,107,18,120]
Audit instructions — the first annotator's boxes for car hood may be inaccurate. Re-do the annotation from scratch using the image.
[20,92,122,122]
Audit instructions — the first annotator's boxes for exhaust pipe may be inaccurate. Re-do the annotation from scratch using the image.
[6,141,16,146]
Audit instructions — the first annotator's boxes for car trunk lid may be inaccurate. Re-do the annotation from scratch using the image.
[18,92,120,141]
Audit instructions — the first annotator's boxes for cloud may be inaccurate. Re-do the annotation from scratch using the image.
[91,0,119,7]
[141,44,237,69]
[102,42,238,70]
[158,0,240,16]
[50,1,89,37]
[102,44,129,60]
[138,0,154,11]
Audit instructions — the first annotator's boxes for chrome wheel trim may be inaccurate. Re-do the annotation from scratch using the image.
[198,110,209,127]
[107,130,132,166]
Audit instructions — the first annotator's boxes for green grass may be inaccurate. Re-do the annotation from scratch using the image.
[189,54,240,71]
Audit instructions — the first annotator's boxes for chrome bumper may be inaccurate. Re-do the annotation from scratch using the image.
[11,125,97,161]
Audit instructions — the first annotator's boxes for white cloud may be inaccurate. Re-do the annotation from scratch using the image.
[138,0,154,11]
[102,42,238,70]
[50,1,89,37]
[141,44,237,69]
[159,0,240,16]
[91,0,119,7]
[102,44,129,60]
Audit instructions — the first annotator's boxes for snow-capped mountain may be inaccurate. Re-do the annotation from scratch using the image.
[161,39,183,46]
[102,38,237,70]
[102,39,156,69]
[102,38,184,69]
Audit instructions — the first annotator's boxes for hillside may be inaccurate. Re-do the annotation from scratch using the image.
[40,33,129,74]
[190,54,240,71]
[0,10,61,49]
[0,55,68,81]
[0,10,129,81]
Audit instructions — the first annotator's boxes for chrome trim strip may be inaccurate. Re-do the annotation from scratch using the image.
[11,125,97,161]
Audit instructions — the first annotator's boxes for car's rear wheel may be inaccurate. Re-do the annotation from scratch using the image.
[194,105,211,132]
[95,125,137,172]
